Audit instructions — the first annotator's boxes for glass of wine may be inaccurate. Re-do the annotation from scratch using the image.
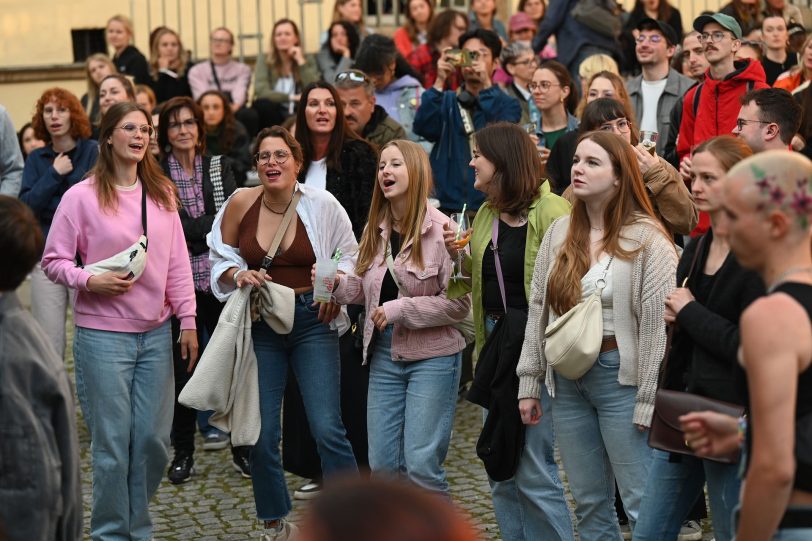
[450,212,470,280]
[640,130,659,156]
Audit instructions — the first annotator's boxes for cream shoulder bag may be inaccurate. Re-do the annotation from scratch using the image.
[80,183,148,280]
[543,256,613,380]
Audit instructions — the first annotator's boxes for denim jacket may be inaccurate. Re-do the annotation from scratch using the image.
[0,293,82,540]
[333,204,471,363]
[537,111,580,149]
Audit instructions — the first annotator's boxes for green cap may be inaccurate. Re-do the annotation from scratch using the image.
[693,12,743,40]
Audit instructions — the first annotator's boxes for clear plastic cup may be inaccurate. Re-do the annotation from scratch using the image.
[313,258,339,303]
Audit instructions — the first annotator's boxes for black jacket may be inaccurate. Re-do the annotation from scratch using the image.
[545,130,578,195]
[148,68,193,104]
[467,307,527,481]
[113,45,150,86]
[299,138,377,239]
[664,231,765,405]
[160,154,238,255]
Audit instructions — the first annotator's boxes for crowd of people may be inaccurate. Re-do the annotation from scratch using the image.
[1,1,812,541]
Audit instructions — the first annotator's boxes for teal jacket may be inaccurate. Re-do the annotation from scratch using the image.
[448,181,570,356]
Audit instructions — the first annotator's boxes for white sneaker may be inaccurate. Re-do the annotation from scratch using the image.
[260,520,298,541]
[677,520,703,541]
[293,480,322,500]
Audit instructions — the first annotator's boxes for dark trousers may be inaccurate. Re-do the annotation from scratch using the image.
[235,106,260,138]
[171,290,224,454]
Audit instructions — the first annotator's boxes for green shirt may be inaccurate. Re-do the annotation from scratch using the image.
[543,127,567,150]
[447,181,571,357]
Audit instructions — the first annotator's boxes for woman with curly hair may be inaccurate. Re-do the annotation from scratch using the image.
[20,88,99,361]
[147,27,192,104]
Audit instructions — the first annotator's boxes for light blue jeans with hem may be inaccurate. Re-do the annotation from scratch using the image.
[485,315,576,541]
[367,324,462,494]
[73,320,174,541]
[552,348,653,540]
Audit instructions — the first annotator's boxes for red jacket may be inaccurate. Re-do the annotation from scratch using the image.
[677,59,768,160]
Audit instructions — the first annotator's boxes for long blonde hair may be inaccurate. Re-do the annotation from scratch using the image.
[547,131,665,315]
[355,140,432,275]
[91,101,178,212]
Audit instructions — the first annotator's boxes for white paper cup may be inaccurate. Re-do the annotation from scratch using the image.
[313,259,339,303]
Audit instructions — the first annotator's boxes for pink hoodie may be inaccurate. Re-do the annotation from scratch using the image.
[42,178,196,333]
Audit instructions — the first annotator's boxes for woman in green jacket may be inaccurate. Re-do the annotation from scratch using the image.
[445,122,575,541]
[252,18,320,129]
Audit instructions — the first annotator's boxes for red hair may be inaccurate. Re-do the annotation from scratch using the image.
[32,88,92,143]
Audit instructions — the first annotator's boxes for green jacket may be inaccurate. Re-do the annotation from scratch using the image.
[253,55,320,103]
[447,181,570,356]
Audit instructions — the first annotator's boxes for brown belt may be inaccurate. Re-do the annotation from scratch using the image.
[600,336,618,353]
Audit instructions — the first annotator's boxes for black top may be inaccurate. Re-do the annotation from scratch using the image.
[772,282,812,492]
[482,220,528,314]
[113,45,150,86]
[379,230,401,304]
[664,231,765,405]
[761,53,798,86]
[545,130,578,195]
[148,68,193,104]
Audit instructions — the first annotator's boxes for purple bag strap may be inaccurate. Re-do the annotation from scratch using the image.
[491,216,508,313]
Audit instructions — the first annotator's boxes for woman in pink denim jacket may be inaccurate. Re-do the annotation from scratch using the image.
[331,139,470,493]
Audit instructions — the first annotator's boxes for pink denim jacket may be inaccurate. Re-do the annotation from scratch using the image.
[334,204,470,363]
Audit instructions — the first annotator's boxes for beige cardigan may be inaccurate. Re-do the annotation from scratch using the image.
[516,214,678,426]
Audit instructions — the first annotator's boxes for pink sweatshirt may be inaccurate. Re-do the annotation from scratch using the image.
[42,178,196,333]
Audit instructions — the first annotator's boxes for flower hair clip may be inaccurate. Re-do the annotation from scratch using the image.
[751,165,812,229]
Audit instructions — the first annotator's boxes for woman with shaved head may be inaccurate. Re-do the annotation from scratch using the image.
[682,150,812,540]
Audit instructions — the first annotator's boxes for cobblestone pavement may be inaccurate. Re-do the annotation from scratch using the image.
[22,281,713,541]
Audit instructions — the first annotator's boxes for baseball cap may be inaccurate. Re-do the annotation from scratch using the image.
[693,13,743,40]
[510,12,536,33]
[636,18,679,46]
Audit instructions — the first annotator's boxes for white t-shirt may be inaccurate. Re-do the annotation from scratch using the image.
[640,78,668,134]
[304,158,327,191]
[580,256,614,335]
[274,75,296,115]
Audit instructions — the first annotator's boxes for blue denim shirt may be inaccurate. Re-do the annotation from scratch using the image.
[0,292,82,540]
[19,137,99,239]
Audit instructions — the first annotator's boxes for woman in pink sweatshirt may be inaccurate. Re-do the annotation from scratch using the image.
[331,139,471,494]
[42,101,197,541]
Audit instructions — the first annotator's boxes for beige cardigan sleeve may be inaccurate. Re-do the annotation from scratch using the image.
[517,216,568,399]
[632,225,678,426]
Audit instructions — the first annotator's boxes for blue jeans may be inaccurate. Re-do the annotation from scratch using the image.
[484,315,576,541]
[251,292,357,520]
[552,349,652,540]
[367,325,461,493]
[73,321,174,541]
[735,507,812,540]
[635,450,741,541]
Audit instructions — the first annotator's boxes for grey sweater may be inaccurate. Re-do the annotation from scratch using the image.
[517,214,678,426]
[0,104,23,197]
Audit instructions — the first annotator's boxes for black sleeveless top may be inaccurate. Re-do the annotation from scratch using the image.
[773,283,812,492]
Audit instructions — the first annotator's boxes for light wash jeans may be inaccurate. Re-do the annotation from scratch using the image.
[484,315,576,541]
[30,260,70,361]
[635,449,741,541]
[251,292,357,521]
[552,349,653,540]
[735,506,812,540]
[73,321,174,541]
[367,324,462,494]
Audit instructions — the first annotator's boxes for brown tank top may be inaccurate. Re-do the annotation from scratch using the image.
[237,193,316,289]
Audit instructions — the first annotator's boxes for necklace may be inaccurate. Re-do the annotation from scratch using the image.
[591,226,604,232]
[262,193,293,215]
[767,266,812,293]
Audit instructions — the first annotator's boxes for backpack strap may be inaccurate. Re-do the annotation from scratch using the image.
[692,82,704,117]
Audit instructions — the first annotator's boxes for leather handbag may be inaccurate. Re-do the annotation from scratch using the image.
[647,236,745,464]
[81,183,148,280]
[571,0,622,39]
[544,257,613,380]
